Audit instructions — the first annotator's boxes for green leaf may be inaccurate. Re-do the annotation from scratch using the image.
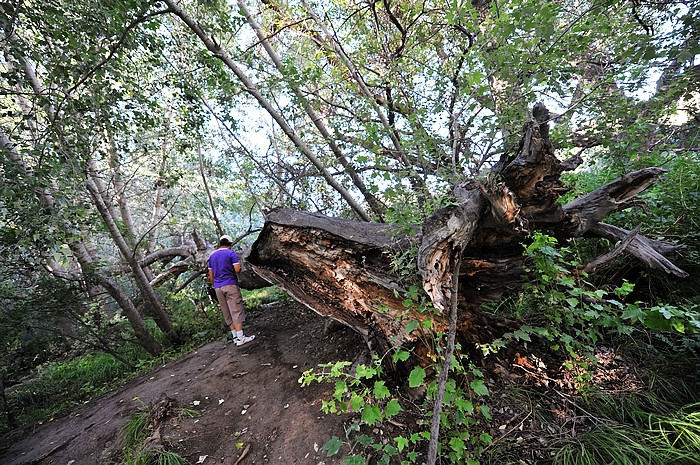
[643,310,671,331]
[512,329,532,342]
[559,276,576,287]
[373,380,391,399]
[470,379,489,396]
[408,366,426,388]
[615,281,635,296]
[392,349,410,363]
[449,436,465,452]
[343,455,365,465]
[355,434,373,446]
[689,315,700,331]
[671,319,685,333]
[454,397,474,414]
[361,405,383,425]
[321,436,343,456]
[349,392,365,411]
[355,364,377,379]
[658,305,681,319]
[583,309,600,318]
[479,432,493,445]
[329,361,352,377]
[385,399,402,418]
[333,380,347,399]
[404,320,419,334]
[395,435,409,451]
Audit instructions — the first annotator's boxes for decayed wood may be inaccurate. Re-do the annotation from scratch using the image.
[246,210,419,353]
[582,225,641,274]
[563,168,667,236]
[243,104,687,359]
[589,222,688,277]
[494,110,574,227]
[418,183,486,313]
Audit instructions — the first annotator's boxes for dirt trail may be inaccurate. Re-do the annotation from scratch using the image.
[0,302,367,464]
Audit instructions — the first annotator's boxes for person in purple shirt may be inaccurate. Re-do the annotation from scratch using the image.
[208,235,256,346]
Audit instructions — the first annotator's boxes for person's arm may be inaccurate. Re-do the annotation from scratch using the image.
[231,250,242,273]
[208,268,214,284]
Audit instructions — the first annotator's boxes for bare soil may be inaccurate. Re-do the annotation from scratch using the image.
[0,301,369,465]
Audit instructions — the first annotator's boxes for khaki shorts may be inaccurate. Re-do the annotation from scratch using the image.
[214,284,245,325]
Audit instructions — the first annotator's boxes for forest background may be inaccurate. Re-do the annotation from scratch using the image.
[1,0,699,463]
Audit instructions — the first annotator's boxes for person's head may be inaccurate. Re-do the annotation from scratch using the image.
[219,235,233,247]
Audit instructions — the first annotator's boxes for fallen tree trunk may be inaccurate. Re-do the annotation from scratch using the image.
[245,104,687,359]
[246,209,415,355]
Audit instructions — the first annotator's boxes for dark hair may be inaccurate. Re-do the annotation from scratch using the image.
[219,238,232,246]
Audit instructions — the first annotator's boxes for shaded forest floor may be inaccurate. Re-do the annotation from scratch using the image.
[0,301,370,465]
[1,300,698,464]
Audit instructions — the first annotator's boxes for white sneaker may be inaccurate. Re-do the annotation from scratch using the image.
[235,334,255,346]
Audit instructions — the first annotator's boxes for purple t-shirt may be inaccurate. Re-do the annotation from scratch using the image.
[208,248,239,288]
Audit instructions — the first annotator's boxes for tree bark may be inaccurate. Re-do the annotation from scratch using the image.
[0,19,171,353]
[70,243,165,356]
[146,144,168,256]
[198,141,224,238]
[246,209,413,354]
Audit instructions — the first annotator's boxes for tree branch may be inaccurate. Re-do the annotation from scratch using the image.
[589,222,688,277]
[563,167,666,236]
[162,0,373,222]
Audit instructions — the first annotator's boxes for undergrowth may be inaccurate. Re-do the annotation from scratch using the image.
[301,233,700,464]
[6,350,148,428]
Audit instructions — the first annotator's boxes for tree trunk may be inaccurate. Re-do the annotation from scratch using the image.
[0,375,17,429]
[163,0,373,222]
[71,242,164,356]
[85,175,180,345]
[0,20,170,354]
[246,209,413,355]
[246,104,687,359]
[1,129,164,356]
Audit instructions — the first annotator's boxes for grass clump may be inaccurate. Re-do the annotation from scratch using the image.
[123,449,187,465]
[484,386,700,464]
[242,286,289,308]
[549,403,700,465]
[120,401,192,465]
